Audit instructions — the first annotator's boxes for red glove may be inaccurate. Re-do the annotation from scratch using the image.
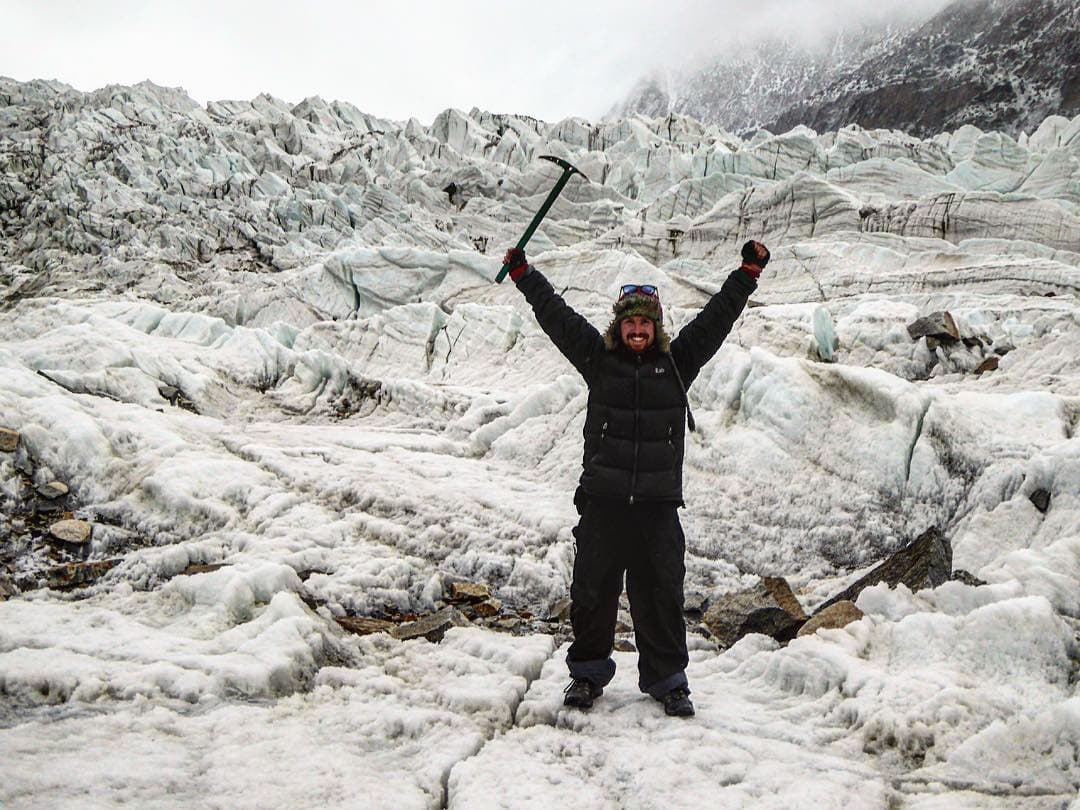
[503,247,529,281]
[740,240,770,279]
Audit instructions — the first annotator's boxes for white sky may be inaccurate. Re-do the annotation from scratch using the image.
[4,0,950,123]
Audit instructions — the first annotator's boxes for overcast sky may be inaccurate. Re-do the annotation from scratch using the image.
[5,0,950,123]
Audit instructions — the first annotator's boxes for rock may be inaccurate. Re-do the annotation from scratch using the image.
[545,596,572,622]
[36,481,69,499]
[907,311,960,343]
[336,616,396,636]
[818,527,952,612]
[0,573,16,600]
[762,576,808,620]
[181,562,227,576]
[392,606,471,642]
[683,592,708,616]
[46,559,121,590]
[703,576,807,648]
[952,569,987,586]
[496,617,522,631]
[0,427,18,452]
[446,581,491,603]
[48,519,93,545]
[1029,489,1051,513]
[974,356,1000,374]
[614,639,637,652]
[797,601,864,637]
[614,619,633,634]
[158,385,179,404]
[470,598,502,619]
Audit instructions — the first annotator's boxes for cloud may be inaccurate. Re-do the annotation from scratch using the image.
[2,0,953,122]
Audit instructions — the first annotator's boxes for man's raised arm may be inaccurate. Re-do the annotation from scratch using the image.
[504,248,602,379]
[670,240,769,386]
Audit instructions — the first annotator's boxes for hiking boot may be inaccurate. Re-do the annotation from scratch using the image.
[660,687,694,717]
[563,678,603,709]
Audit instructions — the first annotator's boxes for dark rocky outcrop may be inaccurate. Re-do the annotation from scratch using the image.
[703,576,807,648]
[817,528,952,613]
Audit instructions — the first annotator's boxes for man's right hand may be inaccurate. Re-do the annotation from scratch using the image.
[503,247,529,281]
[740,240,770,278]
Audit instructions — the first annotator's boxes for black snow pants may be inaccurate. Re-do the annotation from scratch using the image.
[565,497,690,698]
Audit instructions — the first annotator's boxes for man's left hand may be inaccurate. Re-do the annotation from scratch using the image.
[741,240,770,268]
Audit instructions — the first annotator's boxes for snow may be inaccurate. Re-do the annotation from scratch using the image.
[1,77,1078,807]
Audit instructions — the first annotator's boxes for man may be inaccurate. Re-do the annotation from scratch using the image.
[503,240,769,717]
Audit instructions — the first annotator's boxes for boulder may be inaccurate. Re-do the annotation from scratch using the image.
[336,616,396,636]
[907,311,960,343]
[0,427,18,452]
[974,356,999,374]
[46,559,121,590]
[545,596,572,622]
[36,481,69,500]
[797,601,864,637]
[703,576,807,648]
[683,592,708,616]
[614,639,637,652]
[446,581,491,603]
[48,519,93,545]
[392,606,471,642]
[1029,489,1051,513]
[818,527,952,611]
[470,598,502,618]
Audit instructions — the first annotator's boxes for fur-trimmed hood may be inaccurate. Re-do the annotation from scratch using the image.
[603,293,671,352]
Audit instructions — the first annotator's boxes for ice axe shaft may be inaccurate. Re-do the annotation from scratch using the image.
[495,156,587,283]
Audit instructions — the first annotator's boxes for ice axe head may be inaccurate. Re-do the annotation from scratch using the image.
[494,155,589,283]
[539,155,589,183]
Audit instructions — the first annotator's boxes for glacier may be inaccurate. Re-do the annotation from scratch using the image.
[0,77,1078,808]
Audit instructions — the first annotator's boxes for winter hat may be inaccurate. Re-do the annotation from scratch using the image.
[603,288,670,352]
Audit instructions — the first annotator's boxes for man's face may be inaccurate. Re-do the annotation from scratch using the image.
[620,315,655,353]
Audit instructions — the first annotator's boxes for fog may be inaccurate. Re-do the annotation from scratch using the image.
[3,0,954,122]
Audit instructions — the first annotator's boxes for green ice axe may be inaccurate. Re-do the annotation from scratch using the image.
[495,155,589,283]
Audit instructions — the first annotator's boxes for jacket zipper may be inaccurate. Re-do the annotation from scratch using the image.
[629,357,641,504]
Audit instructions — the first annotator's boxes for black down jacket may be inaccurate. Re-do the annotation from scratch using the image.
[516,268,756,504]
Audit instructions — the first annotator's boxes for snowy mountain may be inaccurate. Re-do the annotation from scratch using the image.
[1,75,1079,806]
[769,0,1080,138]
[611,20,917,135]
[615,0,1080,139]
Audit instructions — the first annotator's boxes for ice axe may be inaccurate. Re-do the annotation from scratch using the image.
[495,155,589,283]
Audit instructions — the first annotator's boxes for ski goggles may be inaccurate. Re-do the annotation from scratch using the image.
[618,284,659,300]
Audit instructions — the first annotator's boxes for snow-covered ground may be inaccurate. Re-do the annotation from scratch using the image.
[0,78,1078,808]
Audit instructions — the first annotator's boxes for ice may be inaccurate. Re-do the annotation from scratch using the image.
[1,77,1078,806]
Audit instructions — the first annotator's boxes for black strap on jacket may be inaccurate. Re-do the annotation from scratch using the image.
[667,354,696,432]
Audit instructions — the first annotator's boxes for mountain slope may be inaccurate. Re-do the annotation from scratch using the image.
[614,0,1079,138]
[611,21,912,135]
[768,0,1080,137]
